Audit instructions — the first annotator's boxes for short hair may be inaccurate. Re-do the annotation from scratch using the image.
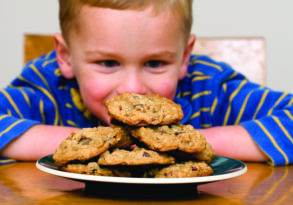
[59,0,193,43]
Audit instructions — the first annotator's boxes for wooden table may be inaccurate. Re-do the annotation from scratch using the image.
[0,162,292,205]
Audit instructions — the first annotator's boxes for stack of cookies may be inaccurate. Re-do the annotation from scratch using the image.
[53,93,214,178]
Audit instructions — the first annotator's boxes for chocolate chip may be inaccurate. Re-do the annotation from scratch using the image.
[78,136,92,145]
[143,152,151,157]
[191,166,198,171]
[134,104,145,112]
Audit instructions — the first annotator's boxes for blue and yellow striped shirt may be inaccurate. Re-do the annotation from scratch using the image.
[0,51,292,166]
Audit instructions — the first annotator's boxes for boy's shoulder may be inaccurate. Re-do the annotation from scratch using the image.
[23,51,59,74]
[187,55,235,78]
[12,51,69,88]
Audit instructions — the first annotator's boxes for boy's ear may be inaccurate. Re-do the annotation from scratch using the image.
[53,33,74,79]
[179,34,196,79]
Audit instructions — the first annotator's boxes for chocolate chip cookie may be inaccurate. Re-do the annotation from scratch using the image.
[147,161,213,178]
[131,125,206,153]
[193,143,215,163]
[53,126,130,165]
[62,162,131,177]
[98,148,175,166]
[105,93,183,126]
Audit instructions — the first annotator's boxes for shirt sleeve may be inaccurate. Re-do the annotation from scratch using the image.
[0,58,60,150]
[0,86,40,150]
[211,64,293,166]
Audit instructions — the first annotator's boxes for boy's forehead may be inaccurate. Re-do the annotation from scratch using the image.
[72,5,186,40]
[69,6,186,58]
[78,4,178,21]
[74,5,184,38]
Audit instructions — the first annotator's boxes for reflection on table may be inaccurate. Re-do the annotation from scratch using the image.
[0,162,292,205]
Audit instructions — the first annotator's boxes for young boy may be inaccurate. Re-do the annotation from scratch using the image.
[0,0,292,166]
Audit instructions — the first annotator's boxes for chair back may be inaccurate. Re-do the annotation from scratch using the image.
[194,37,266,85]
[24,34,54,63]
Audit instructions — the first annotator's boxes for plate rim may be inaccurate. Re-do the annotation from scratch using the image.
[36,156,247,185]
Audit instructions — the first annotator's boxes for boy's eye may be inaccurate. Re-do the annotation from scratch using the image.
[96,60,120,67]
[144,60,165,68]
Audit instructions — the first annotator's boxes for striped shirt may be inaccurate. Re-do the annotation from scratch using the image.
[0,51,292,166]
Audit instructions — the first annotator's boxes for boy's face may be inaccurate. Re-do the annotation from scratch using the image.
[56,6,195,124]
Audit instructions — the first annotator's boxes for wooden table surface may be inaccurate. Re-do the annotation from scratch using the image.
[0,162,292,205]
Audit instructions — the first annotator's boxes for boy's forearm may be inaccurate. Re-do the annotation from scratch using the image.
[1,125,80,161]
[200,125,269,162]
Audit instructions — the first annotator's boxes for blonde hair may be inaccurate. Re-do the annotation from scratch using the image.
[59,0,193,43]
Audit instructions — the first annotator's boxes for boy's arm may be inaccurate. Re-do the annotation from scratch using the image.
[185,56,292,165]
[0,80,61,157]
[0,85,80,161]
[0,53,80,160]
[199,125,269,162]
[0,87,76,160]
[1,125,79,161]
[207,63,293,166]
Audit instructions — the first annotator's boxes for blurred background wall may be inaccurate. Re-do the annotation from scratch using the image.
[0,0,292,92]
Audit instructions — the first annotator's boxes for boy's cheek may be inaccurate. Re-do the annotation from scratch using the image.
[78,79,110,106]
[149,80,178,99]
[79,86,111,123]
[81,84,110,103]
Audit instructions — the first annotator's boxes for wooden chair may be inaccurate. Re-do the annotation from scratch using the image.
[24,34,55,64]
[24,34,266,85]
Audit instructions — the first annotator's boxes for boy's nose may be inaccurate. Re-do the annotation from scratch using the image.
[116,71,147,95]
